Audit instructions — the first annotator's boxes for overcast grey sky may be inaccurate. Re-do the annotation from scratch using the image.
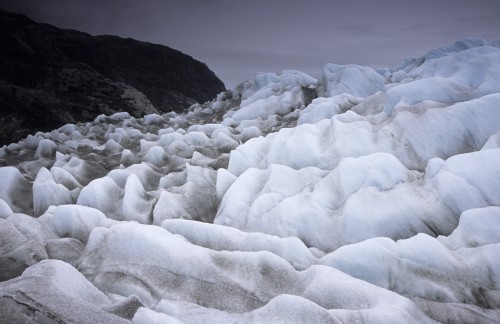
[1,0,500,88]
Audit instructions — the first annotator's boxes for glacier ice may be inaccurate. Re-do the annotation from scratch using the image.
[33,167,73,216]
[321,206,500,315]
[317,63,385,98]
[1,38,500,322]
[0,167,33,214]
[0,260,132,323]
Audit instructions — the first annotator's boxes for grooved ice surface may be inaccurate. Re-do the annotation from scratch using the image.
[1,38,500,323]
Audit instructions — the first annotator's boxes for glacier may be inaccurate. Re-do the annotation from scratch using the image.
[1,38,500,323]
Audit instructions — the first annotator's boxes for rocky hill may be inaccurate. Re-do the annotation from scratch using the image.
[0,10,225,145]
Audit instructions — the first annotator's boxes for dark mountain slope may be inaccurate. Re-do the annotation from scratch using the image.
[42,25,225,110]
[0,10,225,145]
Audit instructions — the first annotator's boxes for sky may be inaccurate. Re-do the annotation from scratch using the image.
[1,0,500,89]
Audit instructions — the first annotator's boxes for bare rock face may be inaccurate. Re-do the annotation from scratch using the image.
[0,10,225,145]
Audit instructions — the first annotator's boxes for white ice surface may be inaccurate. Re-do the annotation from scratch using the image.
[38,204,117,243]
[0,260,130,323]
[33,167,73,216]
[321,206,500,310]
[0,167,33,213]
[317,63,385,98]
[79,222,432,322]
[0,38,499,323]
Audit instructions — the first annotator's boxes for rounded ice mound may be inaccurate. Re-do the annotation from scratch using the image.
[50,167,82,190]
[122,174,156,223]
[53,156,107,186]
[161,219,316,270]
[227,70,317,123]
[79,222,301,311]
[143,113,166,125]
[33,167,73,216]
[240,125,262,142]
[103,139,124,153]
[0,260,128,323]
[120,163,163,191]
[153,165,217,224]
[481,132,500,150]
[76,176,124,219]
[0,218,46,280]
[94,111,131,124]
[35,139,57,159]
[0,166,33,213]
[217,153,443,251]
[38,204,116,243]
[317,63,385,98]
[424,38,489,61]
[79,222,431,322]
[45,237,85,267]
[430,148,500,215]
[168,140,195,159]
[246,70,317,101]
[143,146,169,166]
[321,208,500,312]
[183,131,210,146]
[439,206,500,249]
[227,91,500,176]
[0,198,14,218]
[120,149,137,166]
[298,94,364,125]
[0,210,60,281]
[384,44,500,117]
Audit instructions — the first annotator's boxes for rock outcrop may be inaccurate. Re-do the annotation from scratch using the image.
[0,10,225,145]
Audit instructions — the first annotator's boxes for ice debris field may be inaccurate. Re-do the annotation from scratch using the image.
[1,38,500,323]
